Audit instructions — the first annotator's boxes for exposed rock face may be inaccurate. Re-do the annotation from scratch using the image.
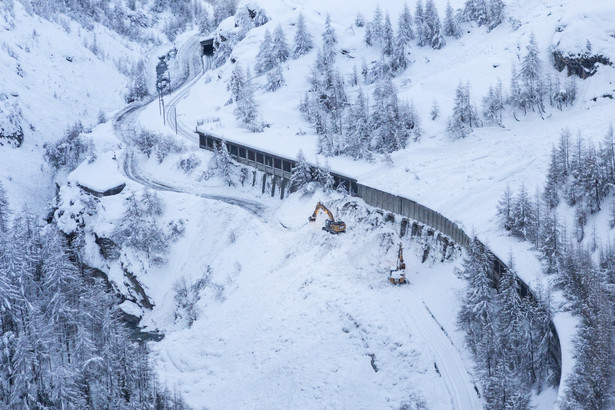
[553,50,612,79]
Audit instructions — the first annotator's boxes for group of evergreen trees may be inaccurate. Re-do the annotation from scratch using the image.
[457,240,559,408]
[0,184,186,408]
[289,150,336,193]
[498,127,615,246]
[495,126,615,408]
[448,34,576,139]
[298,15,422,159]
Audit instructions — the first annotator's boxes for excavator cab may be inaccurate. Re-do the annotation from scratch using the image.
[309,202,346,234]
[389,243,407,285]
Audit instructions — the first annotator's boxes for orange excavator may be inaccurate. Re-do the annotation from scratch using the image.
[389,243,407,285]
[308,202,346,234]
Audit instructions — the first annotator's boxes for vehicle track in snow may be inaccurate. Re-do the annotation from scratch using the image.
[396,291,482,410]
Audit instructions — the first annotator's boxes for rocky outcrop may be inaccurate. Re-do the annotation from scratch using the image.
[552,50,612,79]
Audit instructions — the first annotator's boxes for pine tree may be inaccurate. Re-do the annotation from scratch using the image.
[322,14,338,65]
[496,185,514,231]
[398,3,415,44]
[290,150,313,192]
[371,78,400,153]
[316,161,335,191]
[0,182,9,233]
[272,24,290,63]
[601,124,615,185]
[391,32,410,74]
[382,12,394,56]
[371,6,383,45]
[214,141,235,186]
[424,0,446,49]
[345,88,371,159]
[511,184,538,241]
[415,0,426,47]
[447,82,478,139]
[229,63,245,103]
[509,63,522,111]
[255,29,275,74]
[540,210,561,275]
[443,1,462,39]
[457,238,495,355]
[463,0,488,26]
[543,148,561,209]
[265,64,286,92]
[234,68,262,132]
[481,80,504,125]
[487,0,505,31]
[430,99,440,120]
[520,33,544,114]
[293,12,313,58]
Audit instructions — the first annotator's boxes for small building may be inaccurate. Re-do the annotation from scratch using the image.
[200,38,214,56]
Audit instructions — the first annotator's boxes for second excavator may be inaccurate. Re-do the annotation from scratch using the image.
[389,243,407,285]
[308,202,346,234]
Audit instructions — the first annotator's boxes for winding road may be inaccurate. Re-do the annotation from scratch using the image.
[113,35,483,409]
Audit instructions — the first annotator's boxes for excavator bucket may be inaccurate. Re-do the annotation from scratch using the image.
[309,202,346,233]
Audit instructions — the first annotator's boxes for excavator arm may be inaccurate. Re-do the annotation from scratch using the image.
[389,244,407,284]
[308,202,346,234]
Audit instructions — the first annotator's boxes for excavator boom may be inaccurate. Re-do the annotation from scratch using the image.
[308,202,346,234]
[389,244,407,284]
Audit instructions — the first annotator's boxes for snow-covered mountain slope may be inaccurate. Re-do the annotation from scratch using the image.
[0,0,204,213]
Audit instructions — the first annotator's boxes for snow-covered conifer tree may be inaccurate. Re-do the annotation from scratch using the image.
[234,68,263,132]
[316,161,335,191]
[0,182,9,233]
[457,238,495,354]
[265,64,286,92]
[290,150,313,192]
[543,148,561,209]
[430,99,440,120]
[371,6,383,45]
[415,0,426,47]
[398,3,415,43]
[229,63,245,103]
[443,1,462,38]
[255,29,275,74]
[293,12,313,58]
[424,0,446,49]
[509,63,522,112]
[322,14,338,64]
[511,184,538,241]
[463,0,488,26]
[382,12,394,56]
[520,33,544,114]
[345,88,371,159]
[272,24,290,63]
[214,141,235,186]
[447,82,478,139]
[391,32,410,74]
[364,22,373,46]
[481,80,504,125]
[487,0,505,30]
